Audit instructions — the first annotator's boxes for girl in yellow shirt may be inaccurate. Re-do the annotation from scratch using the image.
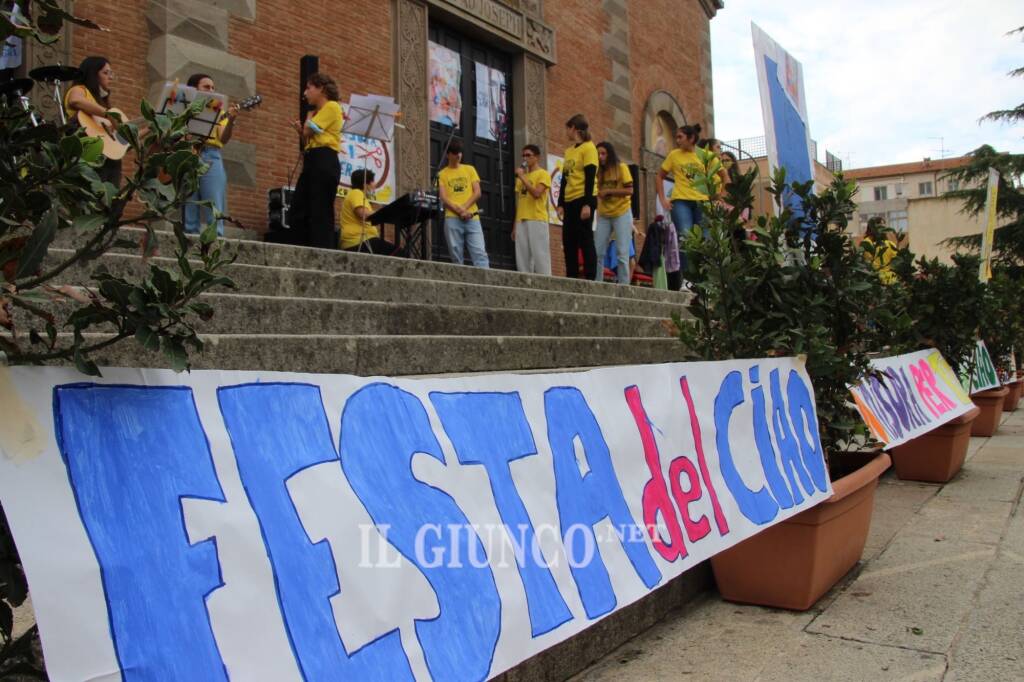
[64,56,122,186]
[339,169,396,254]
[556,114,599,279]
[183,73,241,237]
[594,141,634,284]
[288,73,343,249]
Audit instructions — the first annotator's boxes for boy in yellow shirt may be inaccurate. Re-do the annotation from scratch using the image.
[438,139,489,268]
[339,169,396,254]
[513,144,552,275]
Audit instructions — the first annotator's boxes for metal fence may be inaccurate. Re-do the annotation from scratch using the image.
[720,135,842,174]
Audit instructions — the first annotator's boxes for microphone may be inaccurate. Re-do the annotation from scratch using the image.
[520,161,528,171]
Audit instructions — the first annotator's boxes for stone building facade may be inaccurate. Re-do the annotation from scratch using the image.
[26,0,723,274]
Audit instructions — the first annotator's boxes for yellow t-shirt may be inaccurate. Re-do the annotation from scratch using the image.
[661,148,709,201]
[563,140,599,202]
[339,188,378,249]
[862,237,898,285]
[515,168,551,222]
[438,164,480,218]
[597,162,633,218]
[64,84,99,120]
[306,100,343,152]
[204,116,230,149]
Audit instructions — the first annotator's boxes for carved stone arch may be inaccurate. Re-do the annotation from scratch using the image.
[639,90,686,225]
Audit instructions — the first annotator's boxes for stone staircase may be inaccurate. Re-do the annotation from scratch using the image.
[37,229,710,681]
[46,228,692,376]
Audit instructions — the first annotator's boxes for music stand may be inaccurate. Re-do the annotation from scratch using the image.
[151,81,227,141]
[344,94,400,253]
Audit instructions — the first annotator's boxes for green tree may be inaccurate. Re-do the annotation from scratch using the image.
[2,4,235,676]
[944,26,1024,267]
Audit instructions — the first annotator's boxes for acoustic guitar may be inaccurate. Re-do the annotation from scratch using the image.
[77,94,263,162]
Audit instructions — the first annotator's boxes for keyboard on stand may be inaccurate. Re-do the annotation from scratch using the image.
[370,190,441,260]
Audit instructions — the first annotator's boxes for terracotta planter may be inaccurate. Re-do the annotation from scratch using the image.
[971,386,1009,437]
[889,406,980,483]
[710,451,891,611]
[1003,380,1022,412]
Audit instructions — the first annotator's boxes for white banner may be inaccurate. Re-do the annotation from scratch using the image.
[0,359,831,681]
[474,62,507,143]
[752,23,816,205]
[337,102,396,204]
[849,349,974,448]
[961,340,1001,394]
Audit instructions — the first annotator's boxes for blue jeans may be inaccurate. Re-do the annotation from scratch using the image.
[671,199,704,274]
[594,212,633,284]
[444,216,489,268]
[184,147,226,236]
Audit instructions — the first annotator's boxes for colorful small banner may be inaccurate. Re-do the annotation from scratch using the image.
[960,340,1001,394]
[336,103,395,203]
[1,358,830,681]
[850,349,974,448]
[547,153,564,225]
[428,41,462,127]
[979,168,1000,282]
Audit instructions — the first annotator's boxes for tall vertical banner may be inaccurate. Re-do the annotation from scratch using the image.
[752,23,816,212]
[474,62,507,143]
[979,168,1000,282]
[0,359,832,681]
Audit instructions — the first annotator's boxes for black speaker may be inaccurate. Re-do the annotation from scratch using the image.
[265,186,298,244]
[299,55,319,125]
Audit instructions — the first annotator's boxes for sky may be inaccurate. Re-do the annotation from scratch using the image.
[710,0,1024,170]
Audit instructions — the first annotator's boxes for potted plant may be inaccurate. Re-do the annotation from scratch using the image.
[873,253,986,481]
[981,271,1024,412]
[673,164,891,610]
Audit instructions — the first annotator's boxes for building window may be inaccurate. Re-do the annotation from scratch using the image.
[919,181,933,196]
[873,186,888,201]
[888,210,908,232]
[947,179,960,192]
[894,183,904,197]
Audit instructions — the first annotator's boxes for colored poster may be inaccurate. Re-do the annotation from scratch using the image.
[429,41,462,127]
[474,62,507,142]
[959,340,1001,394]
[0,358,830,681]
[849,349,974,448]
[547,153,563,225]
[337,103,396,203]
[1000,350,1017,385]
[752,23,816,212]
[0,4,23,70]
[979,168,1000,282]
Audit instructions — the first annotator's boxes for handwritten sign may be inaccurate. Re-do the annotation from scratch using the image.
[959,340,1000,394]
[849,349,974,448]
[337,103,395,203]
[0,359,831,681]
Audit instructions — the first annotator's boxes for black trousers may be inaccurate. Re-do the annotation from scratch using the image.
[343,237,398,255]
[289,147,341,249]
[562,197,597,279]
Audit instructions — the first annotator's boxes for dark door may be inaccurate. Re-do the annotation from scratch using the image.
[428,23,516,269]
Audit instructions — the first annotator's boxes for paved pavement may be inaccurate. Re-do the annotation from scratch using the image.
[574,409,1024,682]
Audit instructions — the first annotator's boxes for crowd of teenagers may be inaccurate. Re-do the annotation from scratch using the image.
[64,57,741,288]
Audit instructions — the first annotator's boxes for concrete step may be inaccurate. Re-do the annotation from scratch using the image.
[56,227,684,305]
[49,250,686,319]
[72,333,689,376]
[194,293,674,338]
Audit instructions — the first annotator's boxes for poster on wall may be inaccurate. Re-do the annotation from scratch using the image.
[429,41,462,127]
[849,348,974,449]
[474,62,507,142]
[547,154,563,225]
[337,102,396,203]
[0,358,831,681]
[751,23,816,210]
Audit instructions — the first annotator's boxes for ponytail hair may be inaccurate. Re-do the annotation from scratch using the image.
[566,113,592,142]
[306,72,340,101]
[679,123,702,142]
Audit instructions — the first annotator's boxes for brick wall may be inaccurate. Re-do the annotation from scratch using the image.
[69,1,715,277]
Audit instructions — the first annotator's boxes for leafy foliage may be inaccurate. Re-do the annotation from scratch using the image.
[1,5,236,675]
[943,26,1024,265]
[674,165,907,456]
[978,269,1024,378]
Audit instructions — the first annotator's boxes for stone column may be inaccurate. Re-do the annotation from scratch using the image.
[602,0,632,161]
[512,53,547,159]
[393,0,429,195]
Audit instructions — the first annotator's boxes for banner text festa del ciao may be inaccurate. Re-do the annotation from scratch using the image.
[0,359,832,681]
